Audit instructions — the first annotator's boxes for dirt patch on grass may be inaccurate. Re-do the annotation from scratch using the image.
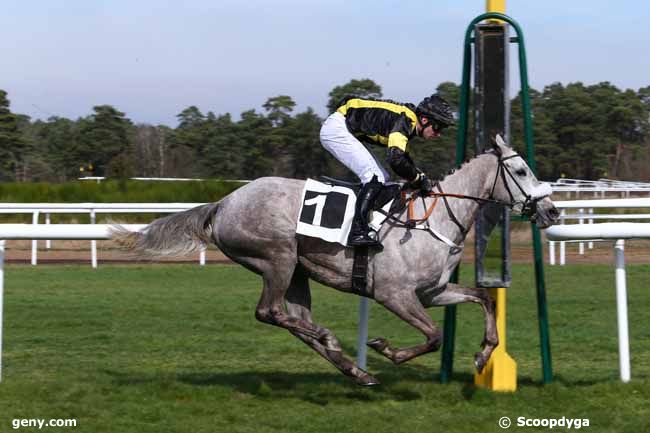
[4,235,649,266]
[4,239,233,264]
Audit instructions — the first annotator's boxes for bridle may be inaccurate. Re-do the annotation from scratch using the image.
[487,152,541,218]
[423,151,542,216]
[381,150,547,242]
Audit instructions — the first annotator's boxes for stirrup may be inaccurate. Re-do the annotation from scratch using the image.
[348,232,384,250]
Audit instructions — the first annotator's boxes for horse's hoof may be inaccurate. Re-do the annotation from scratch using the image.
[356,372,381,386]
[474,352,487,373]
[367,338,389,351]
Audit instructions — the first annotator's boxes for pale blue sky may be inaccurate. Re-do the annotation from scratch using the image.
[2,0,649,126]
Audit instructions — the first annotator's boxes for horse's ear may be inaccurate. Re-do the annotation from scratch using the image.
[490,133,508,156]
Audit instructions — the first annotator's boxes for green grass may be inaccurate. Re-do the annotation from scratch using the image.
[0,263,649,433]
[0,180,242,203]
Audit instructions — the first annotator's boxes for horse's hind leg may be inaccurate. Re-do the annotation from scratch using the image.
[367,290,443,364]
[284,266,313,322]
[257,263,378,385]
[284,267,379,386]
[255,266,323,341]
[429,283,497,372]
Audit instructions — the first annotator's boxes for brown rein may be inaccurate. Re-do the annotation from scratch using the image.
[403,190,495,225]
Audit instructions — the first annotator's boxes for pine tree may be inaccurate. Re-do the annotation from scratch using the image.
[0,90,26,180]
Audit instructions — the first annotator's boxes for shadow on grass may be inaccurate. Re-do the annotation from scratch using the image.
[105,367,627,407]
[104,361,433,406]
[456,372,627,400]
[178,371,424,405]
[105,350,625,406]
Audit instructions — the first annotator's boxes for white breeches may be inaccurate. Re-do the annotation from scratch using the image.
[319,112,390,184]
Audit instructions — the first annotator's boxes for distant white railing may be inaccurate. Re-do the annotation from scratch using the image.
[0,203,206,267]
[545,222,650,383]
[550,178,650,199]
[548,198,650,265]
[78,177,251,183]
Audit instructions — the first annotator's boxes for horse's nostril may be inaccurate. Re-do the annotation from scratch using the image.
[550,207,560,219]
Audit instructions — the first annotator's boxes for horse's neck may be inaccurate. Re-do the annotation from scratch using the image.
[428,154,495,243]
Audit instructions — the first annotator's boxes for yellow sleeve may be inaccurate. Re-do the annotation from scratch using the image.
[387,132,408,151]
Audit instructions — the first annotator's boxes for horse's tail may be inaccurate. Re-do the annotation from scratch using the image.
[111,202,220,259]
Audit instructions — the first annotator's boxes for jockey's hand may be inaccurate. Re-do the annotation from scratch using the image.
[419,174,433,195]
[410,172,433,195]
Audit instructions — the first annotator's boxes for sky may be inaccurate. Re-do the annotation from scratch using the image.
[2,0,649,126]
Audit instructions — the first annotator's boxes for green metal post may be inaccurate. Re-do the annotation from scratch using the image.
[440,12,553,384]
[440,46,471,381]
[532,224,553,382]
[511,14,554,383]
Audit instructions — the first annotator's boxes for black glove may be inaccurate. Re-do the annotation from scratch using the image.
[410,172,433,195]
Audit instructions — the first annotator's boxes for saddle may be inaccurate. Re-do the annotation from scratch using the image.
[318,176,404,293]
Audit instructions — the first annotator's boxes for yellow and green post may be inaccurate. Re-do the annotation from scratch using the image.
[440,5,553,389]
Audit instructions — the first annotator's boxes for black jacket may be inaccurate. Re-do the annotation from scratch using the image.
[336,97,420,181]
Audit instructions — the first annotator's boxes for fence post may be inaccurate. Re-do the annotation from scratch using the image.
[614,239,631,382]
[588,208,594,249]
[549,241,555,265]
[578,208,584,255]
[31,211,39,265]
[560,209,566,266]
[90,210,97,269]
[45,213,52,250]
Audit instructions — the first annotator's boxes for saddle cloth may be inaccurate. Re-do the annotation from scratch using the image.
[296,178,394,246]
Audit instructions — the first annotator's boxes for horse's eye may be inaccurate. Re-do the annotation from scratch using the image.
[516,169,526,177]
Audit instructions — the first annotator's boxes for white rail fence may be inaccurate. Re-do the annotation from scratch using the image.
[548,198,650,265]
[550,178,650,199]
[545,222,650,382]
[0,203,207,267]
[78,177,251,183]
[0,224,145,382]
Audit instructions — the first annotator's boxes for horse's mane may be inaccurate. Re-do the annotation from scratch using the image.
[435,149,498,183]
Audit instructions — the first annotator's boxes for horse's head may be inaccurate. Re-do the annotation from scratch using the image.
[488,136,559,229]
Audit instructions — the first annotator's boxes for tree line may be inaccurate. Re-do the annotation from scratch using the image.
[1,79,649,183]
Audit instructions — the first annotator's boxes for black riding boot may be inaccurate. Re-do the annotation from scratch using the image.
[347,178,383,249]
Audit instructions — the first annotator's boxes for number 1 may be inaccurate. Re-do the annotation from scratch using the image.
[304,194,327,226]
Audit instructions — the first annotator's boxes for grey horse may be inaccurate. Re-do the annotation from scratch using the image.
[112,138,558,386]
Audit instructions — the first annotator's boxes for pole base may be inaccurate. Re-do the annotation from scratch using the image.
[474,287,517,391]
[474,349,517,391]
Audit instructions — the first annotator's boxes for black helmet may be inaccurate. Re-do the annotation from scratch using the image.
[416,94,455,128]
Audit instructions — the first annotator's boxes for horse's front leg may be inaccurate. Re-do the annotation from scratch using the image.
[429,283,498,372]
[367,290,443,364]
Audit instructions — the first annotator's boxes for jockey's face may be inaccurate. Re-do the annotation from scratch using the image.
[418,117,441,139]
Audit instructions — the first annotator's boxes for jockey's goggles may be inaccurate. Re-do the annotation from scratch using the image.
[427,118,449,133]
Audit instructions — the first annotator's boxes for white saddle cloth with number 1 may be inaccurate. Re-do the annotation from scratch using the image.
[295,178,393,246]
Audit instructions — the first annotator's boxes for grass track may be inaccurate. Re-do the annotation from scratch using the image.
[0,263,649,433]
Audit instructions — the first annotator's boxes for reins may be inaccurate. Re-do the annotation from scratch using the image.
[377,151,537,248]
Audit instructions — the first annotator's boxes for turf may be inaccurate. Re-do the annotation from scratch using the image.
[0,263,648,433]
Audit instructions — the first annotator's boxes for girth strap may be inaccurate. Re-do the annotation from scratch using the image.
[351,246,369,293]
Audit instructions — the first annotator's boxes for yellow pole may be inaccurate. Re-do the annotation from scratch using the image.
[473,0,517,393]
[486,0,505,14]
[474,288,517,391]
[486,0,506,23]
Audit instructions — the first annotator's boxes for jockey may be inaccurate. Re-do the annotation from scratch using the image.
[320,93,454,248]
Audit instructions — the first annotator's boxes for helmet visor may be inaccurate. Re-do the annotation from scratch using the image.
[427,118,450,133]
